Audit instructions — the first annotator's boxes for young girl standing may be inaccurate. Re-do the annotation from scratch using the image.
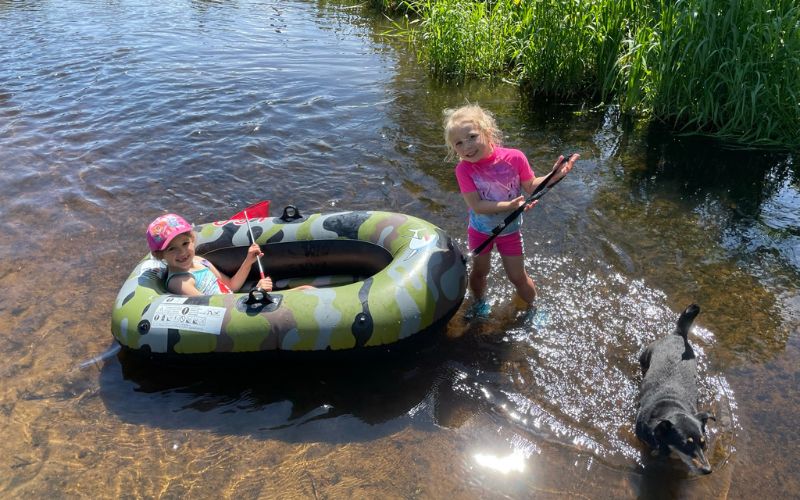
[147,213,273,296]
[443,104,578,319]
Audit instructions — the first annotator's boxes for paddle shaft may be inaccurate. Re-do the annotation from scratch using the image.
[243,212,266,279]
[470,155,571,257]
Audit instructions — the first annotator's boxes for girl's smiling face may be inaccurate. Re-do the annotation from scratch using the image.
[448,121,492,163]
[160,232,196,271]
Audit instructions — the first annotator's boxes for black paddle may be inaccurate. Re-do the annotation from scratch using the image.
[470,154,576,258]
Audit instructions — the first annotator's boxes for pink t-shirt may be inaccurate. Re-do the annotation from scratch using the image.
[454,147,535,235]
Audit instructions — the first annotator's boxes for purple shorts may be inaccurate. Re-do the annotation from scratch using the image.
[468,226,523,256]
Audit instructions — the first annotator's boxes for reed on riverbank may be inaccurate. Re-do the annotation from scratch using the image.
[379,0,800,149]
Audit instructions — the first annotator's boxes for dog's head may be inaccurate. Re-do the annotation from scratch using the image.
[654,412,715,474]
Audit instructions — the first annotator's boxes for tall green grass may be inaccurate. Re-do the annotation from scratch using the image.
[386,0,800,148]
[644,0,800,146]
[400,0,519,79]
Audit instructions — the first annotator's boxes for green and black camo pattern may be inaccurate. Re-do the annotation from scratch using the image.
[112,211,466,356]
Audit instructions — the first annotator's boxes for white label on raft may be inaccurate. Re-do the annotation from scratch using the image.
[150,303,226,335]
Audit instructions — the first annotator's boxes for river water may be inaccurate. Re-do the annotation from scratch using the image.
[1,0,798,498]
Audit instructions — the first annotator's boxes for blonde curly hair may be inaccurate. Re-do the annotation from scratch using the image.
[442,104,503,160]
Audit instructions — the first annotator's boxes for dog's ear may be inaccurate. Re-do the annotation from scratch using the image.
[696,411,716,432]
[654,419,673,438]
[639,348,652,374]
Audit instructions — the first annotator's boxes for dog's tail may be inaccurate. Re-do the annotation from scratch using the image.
[676,304,700,340]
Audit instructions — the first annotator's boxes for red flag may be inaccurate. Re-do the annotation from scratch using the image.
[230,200,270,220]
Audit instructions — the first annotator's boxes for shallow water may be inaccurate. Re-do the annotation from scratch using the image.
[1,0,798,498]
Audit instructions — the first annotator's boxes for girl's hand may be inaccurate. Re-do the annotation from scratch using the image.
[245,243,264,263]
[509,195,527,210]
[548,153,580,186]
[509,195,538,212]
[256,276,273,292]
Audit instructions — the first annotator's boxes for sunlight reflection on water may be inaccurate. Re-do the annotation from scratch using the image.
[473,448,526,474]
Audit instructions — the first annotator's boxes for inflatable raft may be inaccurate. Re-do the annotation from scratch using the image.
[111,208,467,360]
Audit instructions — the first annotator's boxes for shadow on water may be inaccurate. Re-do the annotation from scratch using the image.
[636,125,797,221]
[97,319,551,444]
[99,342,448,443]
[636,127,799,279]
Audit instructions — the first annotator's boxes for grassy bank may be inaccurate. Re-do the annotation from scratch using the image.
[376,0,799,149]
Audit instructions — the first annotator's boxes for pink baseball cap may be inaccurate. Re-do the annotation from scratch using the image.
[146,213,193,252]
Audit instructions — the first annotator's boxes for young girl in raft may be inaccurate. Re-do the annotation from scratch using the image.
[443,104,578,319]
[147,213,273,296]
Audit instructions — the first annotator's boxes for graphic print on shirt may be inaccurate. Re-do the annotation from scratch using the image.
[473,162,522,203]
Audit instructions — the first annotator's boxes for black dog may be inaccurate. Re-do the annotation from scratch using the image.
[635,304,715,474]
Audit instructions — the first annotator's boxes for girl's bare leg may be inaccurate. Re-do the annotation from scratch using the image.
[501,254,537,305]
[469,251,492,300]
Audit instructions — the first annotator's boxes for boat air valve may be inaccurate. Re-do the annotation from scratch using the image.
[280,205,303,222]
[245,287,273,306]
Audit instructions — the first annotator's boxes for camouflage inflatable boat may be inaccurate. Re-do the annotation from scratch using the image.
[111,208,467,360]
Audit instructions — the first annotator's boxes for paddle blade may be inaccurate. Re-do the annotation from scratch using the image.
[230,200,270,220]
